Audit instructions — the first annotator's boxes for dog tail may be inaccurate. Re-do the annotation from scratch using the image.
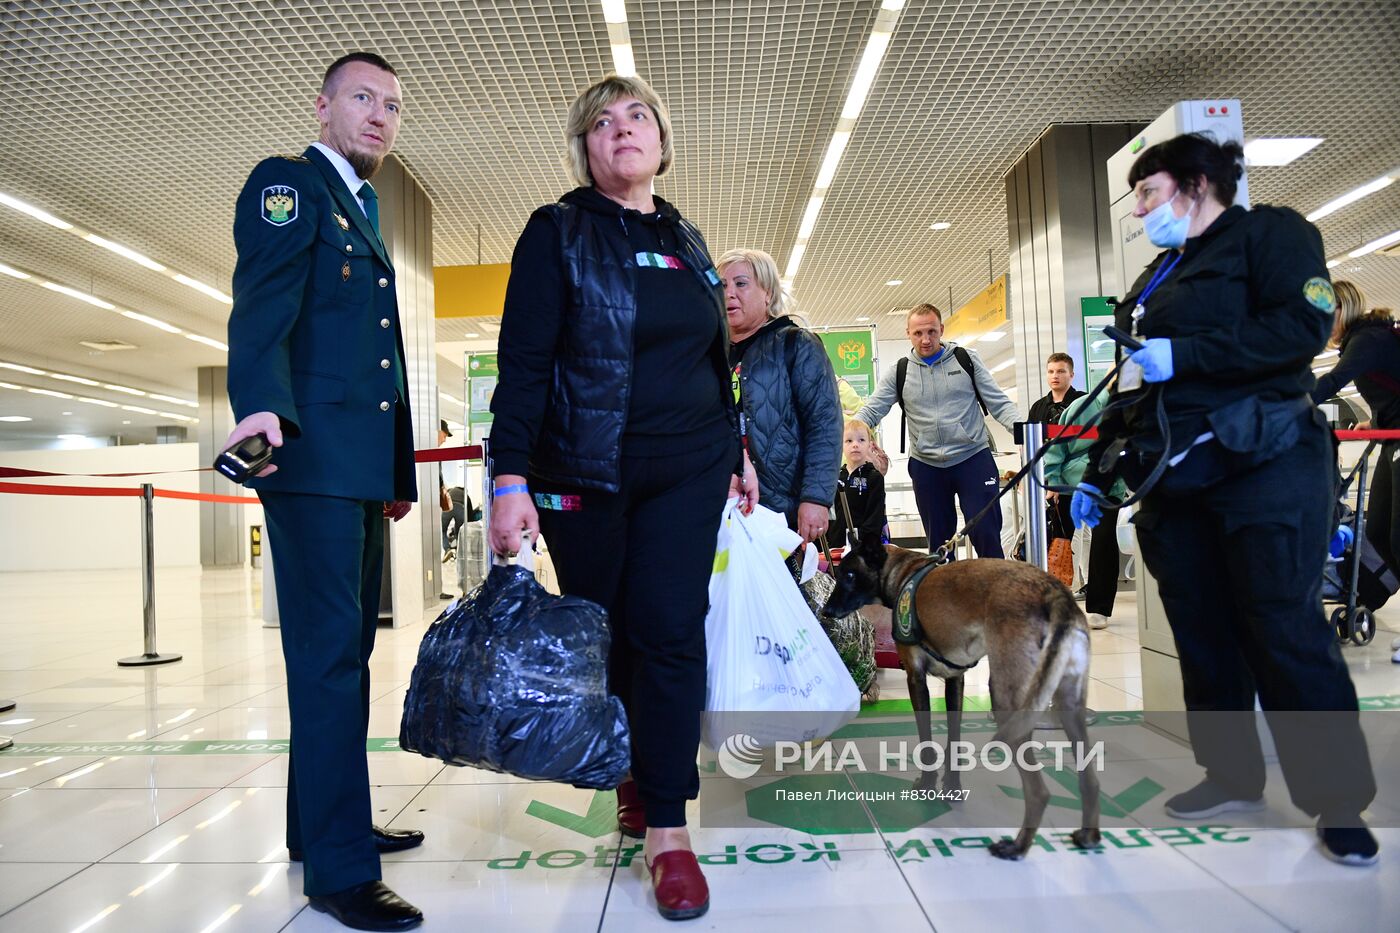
[1024,587,1089,713]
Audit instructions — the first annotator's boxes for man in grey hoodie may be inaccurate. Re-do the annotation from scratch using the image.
[855,304,1021,557]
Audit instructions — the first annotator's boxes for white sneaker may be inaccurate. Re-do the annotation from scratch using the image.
[1391,635,1400,650]
[1087,613,1109,630]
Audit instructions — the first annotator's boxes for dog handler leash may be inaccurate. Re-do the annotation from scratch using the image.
[925,332,1172,564]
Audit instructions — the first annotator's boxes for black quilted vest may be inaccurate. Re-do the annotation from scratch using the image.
[531,195,734,491]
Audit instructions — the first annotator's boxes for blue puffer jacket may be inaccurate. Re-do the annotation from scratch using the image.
[736,316,843,523]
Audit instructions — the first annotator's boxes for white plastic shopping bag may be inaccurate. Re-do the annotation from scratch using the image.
[703,500,860,749]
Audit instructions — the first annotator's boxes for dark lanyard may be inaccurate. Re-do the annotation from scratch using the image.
[1130,251,1183,334]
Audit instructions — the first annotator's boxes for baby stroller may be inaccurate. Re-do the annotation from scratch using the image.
[1323,440,1399,645]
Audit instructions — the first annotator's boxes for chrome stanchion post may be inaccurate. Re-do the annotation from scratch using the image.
[1023,421,1048,571]
[0,697,13,751]
[118,484,182,667]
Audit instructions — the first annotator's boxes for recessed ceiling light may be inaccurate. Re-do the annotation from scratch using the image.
[1243,137,1323,166]
[977,331,1008,342]
[0,262,31,279]
[120,310,182,334]
[1348,228,1400,259]
[57,434,84,440]
[855,316,871,322]
[41,282,115,310]
[49,373,100,386]
[990,359,1014,373]
[82,234,167,272]
[172,274,232,305]
[0,361,46,375]
[77,397,120,408]
[0,415,33,422]
[121,420,131,425]
[1307,175,1394,223]
[465,332,481,338]
[120,404,157,415]
[103,383,145,396]
[929,222,951,231]
[61,411,72,415]
[149,393,198,408]
[1326,258,1343,269]
[27,387,74,399]
[885,279,903,287]
[184,333,229,351]
[0,192,72,230]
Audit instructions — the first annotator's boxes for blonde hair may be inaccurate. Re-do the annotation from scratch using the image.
[843,419,871,440]
[716,248,799,321]
[906,302,943,325]
[1329,280,1391,348]
[563,75,673,188]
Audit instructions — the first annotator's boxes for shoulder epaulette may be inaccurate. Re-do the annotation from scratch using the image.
[273,154,311,163]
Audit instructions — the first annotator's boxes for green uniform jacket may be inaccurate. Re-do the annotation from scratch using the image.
[1041,391,1128,498]
[226,146,417,503]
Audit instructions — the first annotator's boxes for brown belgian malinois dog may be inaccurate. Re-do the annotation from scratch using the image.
[821,533,1101,859]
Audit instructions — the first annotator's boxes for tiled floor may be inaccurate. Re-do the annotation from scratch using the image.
[1,565,1397,932]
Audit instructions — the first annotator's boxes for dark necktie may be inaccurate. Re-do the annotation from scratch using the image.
[359,181,381,241]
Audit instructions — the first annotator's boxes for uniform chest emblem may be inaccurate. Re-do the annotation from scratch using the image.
[342,261,351,281]
[261,186,298,226]
[1303,277,1337,314]
[332,212,350,231]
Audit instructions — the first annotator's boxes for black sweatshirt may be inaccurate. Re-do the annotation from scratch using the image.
[490,188,730,477]
[1311,318,1400,430]
[828,462,886,548]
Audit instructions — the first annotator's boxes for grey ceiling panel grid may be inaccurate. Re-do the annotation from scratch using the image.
[0,0,1397,434]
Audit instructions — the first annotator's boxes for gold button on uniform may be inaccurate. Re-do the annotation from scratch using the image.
[380,318,390,328]
[378,277,388,287]
[379,401,390,411]
[380,359,390,369]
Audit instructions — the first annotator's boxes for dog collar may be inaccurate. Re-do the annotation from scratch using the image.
[893,559,976,671]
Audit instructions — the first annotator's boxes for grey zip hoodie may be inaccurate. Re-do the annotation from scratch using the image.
[855,343,1021,467]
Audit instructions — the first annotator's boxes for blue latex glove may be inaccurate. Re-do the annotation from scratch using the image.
[1070,483,1103,529]
[1330,524,1354,559]
[1130,338,1174,383]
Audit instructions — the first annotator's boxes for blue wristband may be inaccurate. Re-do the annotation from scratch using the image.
[494,484,529,497]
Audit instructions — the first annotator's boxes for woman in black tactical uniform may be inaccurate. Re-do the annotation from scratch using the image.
[1069,133,1378,866]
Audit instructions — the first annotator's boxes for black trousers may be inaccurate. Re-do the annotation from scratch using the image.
[533,436,733,827]
[1366,441,1400,574]
[259,492,383,896]
[1133,421,1375,819]
[1085,506,1120,617]
[909,448,1003,558]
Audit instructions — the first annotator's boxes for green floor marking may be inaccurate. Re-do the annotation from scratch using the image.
[999,767,1165,817]
[526,790,619,837]
[2,695,1394,758]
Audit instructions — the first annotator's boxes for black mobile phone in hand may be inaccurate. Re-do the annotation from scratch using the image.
[215,434,273,484]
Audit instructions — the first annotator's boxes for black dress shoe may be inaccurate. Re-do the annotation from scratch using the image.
[289,826,425,862]
[308,880,422,931]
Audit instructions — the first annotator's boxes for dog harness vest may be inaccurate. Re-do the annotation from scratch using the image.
[892,561,977,670]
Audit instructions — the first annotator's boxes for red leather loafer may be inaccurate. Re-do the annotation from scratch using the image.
[647,850,710,921]
[616,779,646,839]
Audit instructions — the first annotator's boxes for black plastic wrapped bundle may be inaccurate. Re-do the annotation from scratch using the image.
[399,563,630,789]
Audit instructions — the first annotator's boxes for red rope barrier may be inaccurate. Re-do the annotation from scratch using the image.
[0,444,485,480]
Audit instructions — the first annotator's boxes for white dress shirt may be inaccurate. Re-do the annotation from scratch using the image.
[310,142,369,217]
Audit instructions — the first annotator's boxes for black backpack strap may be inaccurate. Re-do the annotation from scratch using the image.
[952,345,989,416]
[896,356,909,454]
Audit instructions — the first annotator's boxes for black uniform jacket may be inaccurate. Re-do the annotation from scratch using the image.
[226,146,417,503]
[1085,205,1333,491]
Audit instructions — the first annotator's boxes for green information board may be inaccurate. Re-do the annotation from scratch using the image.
[818,328,877,399]
[1079,297,1117,391]
[466,352,498,446]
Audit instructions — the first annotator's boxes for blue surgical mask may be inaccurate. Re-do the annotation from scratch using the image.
[1142,192,1194,249]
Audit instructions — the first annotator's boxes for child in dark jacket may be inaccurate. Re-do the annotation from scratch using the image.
[829,419,887,549]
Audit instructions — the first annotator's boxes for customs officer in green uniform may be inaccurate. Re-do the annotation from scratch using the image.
[222,52,423,930]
